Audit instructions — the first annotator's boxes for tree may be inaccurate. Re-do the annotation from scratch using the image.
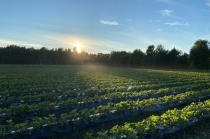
[168,47,181,65]
[178,53,189,67]
[129,49,145,66]
[155,45,168,66]
[146,45,155,55]
[190,39,210,69]
[119,54,130,65]
[146,45,155,65]
[109,51,129,65]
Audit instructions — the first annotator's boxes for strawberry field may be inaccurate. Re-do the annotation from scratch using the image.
[1,65,210,139]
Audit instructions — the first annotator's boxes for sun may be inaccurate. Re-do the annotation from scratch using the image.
[74,43,82,53]
[77,47,82,53]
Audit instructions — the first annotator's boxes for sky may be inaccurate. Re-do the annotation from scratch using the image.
[1,0,210,54]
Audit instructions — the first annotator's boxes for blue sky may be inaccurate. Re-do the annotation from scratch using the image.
[1,0,210,54]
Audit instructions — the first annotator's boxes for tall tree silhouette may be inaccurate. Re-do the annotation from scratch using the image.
[190,39,210,69]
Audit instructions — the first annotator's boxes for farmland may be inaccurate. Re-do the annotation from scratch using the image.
[0,65,210,139]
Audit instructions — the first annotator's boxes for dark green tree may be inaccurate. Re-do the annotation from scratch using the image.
[129,49,145,66]
[168,47,181,66]
[119,54,130,65]
[190,39,210,69]
[145,45,155,65]
[178,52,189,67]
[109,51,129,65]
[155,45,168,66]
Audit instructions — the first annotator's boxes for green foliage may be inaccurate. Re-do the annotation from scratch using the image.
[146,45,155,65]
[84,132,93,139]
[0,44,190,68]
[1,66,210,138]
[129,49,145,66]
[190,39,210,69]
[98,99,210,138]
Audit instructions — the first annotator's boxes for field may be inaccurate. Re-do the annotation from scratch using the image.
[1,65,210,139]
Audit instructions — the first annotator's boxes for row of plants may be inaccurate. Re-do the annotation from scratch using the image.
[0,82,210,123]
[1,85,210,135]
[1,78,209,107]
[0,77,194,97]
[1,66,210,138]
[92,99,210,139]
[2,66,208,97]
[0,68,208,107]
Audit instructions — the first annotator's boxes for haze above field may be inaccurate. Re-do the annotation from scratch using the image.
[1,0,210,54]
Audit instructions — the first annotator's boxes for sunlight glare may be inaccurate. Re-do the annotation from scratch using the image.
[74,43,82,53]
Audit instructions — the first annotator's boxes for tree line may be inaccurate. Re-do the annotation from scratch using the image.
[0,39,209,69]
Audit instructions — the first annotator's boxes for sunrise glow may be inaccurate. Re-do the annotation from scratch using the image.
[74,43,82,53]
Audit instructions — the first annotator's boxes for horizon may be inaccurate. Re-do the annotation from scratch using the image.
[1,0,210,54]
[3,44,190,55]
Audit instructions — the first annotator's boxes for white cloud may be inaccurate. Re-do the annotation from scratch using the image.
[0,39,17,46]
[158,9,188,22]
[0,39,43,48]
[99,20,119,25]
[24,43,43,48]
[165,21,190,26]
[159,10,173,16]
[42,34,130,53]
[206,0,210,7]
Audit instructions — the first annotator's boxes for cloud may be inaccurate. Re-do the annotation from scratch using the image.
[165,21,190,26]
[206,0,210,7]
[42,34,129,53]
[0,39,17,46]
[24,43,43,48]
[99,20,119,25]
[159,10,173,16]
[158,9,188,22]
[156,20,160,22]
[0,39,43,48]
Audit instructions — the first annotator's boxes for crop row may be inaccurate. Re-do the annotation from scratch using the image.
[93,99,210,139]
[1,68,209,98]
[1,86,210,138]
[1,66,210,139]
[1,79,209,108]
[0,78,195,97]
[0,83,209,123]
